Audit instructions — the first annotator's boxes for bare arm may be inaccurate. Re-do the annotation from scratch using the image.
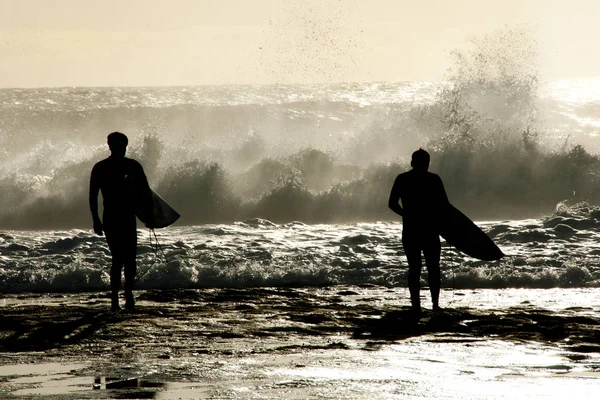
[388,175,404,217]
[89,166,103,235]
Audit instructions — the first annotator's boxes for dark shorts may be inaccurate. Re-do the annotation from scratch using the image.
[103,213,137,263]
[402,229,441,269]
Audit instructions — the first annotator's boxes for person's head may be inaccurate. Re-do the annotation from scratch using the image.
[411,148,430,171]
[107,132,128,158]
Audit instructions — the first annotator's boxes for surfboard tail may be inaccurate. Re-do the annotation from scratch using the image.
[440,204,504,261]
[136,189,180,229]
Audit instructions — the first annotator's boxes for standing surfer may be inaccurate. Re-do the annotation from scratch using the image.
[89,132,154,312]
[388,148,450,314]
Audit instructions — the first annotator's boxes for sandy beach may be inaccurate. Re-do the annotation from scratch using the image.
[1,286,599,399]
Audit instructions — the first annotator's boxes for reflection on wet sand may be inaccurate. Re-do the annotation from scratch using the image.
[0,287,599,399]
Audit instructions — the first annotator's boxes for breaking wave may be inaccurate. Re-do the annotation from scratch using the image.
[1,26,600,229]
[1,202,599,292]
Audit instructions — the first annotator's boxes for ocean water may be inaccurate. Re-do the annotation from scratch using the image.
[1,77,600,293]
[0,201,599,293]
[1,78,600,231]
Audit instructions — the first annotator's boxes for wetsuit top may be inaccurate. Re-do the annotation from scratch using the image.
[389,169,449,232]
[89,156,152,226]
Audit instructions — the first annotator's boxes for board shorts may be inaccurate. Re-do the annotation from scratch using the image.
[103,212,137,263]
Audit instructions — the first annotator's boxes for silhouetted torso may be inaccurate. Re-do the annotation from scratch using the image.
[390,169,449,232]
[90,156,150,228]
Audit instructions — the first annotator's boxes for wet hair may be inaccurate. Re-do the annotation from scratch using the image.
[411,148,430,170]
[107,132,128,149]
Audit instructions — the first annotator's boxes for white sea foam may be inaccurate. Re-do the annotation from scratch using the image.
[0,202,598,292]
[1,62,600,291]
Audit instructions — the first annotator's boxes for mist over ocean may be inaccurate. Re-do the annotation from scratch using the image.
[1,77,599,229]
[1,74,600,293]
[1,27,600,293]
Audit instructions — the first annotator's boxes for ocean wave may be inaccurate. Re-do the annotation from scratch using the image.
[1,201,599,293]
[3,31,600,228]
[2,135,600,229]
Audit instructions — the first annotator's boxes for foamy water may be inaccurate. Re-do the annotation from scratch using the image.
[0,202,598,293]
[0,77,599,293]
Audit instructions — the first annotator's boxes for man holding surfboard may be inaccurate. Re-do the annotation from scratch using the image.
[89,132,154,312]
[388,148,449,314]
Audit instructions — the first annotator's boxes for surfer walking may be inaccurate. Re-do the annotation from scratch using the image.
[89,132,154,312]
[388,148,450,313]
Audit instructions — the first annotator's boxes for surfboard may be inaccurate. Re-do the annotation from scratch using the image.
[135,189,180,229]
[438,204,503,261]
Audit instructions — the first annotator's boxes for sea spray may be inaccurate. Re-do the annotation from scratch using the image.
[1,29,600,228]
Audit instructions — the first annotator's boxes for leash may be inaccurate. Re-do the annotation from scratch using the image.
[443,258,457,309]
[135,228,169,282]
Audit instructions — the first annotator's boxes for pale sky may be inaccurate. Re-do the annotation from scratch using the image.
[1,0,599,87]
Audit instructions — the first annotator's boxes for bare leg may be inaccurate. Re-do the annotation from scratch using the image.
[124,260,136,311]
[110,259,122,311]
[403,240,423,312]
[105,215,137,312]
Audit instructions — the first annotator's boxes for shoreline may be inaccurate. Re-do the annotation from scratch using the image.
[1,286,599,398]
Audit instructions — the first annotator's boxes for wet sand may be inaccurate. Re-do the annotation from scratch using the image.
[1,286,599,399]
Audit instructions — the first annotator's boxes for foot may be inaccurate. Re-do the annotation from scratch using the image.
[111,297,120,312]
[432,304,442,312]
[125,294,135,312]
[410,304,422,319]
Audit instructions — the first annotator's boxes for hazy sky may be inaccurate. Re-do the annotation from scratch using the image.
[1,0,599,87]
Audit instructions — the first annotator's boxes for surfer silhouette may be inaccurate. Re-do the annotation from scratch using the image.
[388,148,450,314]
[89,132,154,312]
